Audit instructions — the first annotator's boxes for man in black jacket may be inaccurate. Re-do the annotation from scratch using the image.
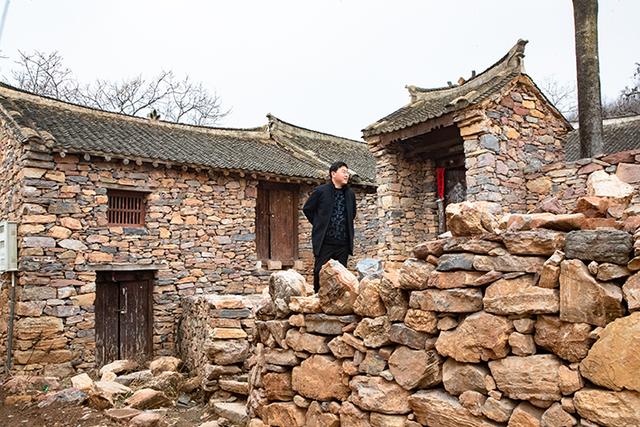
[303,161,357,291]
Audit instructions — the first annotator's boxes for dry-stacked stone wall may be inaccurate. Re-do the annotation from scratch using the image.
[179,294,262,401]
[525,149,640,213]
[246,201,640,427]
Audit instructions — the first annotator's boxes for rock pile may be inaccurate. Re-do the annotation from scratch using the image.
[246,200,640,427]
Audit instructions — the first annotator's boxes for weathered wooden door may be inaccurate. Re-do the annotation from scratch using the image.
[96,271,154,366]
[256,183,299,265]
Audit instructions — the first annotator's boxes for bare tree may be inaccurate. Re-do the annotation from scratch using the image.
[572,0,604,158]
[539,77,578,120]
[603,62,640,117]
[7,50,229,126]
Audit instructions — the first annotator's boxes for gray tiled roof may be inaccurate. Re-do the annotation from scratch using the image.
[565,115,640,161]
[0,83,375,185]
[363,40,529,138]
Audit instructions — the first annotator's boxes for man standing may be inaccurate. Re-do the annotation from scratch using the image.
[303,161,356,291]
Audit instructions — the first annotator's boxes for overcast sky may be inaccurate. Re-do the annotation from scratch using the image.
[1,0,638,139]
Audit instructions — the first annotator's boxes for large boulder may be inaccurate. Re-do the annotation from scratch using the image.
[318,260,359,315]
[291,355,350,401]
[488,355,562,402]
[580,312,640,392]
[483,275,559,315]
[205,339,250,365]
[445,201,502,236]
[435,311,513,363]
[388,347,442,390]
[378,270,408,321]
[564,230,633,264]
[349,376,411,414]
[502,230,565,256]
[559,259,624,326]
[623,272,640,311]
[269,269,308,318]
[353,277,386,317]
[397,258,434,290]
[573,389,640,427]
[409,389,501,427]
[587,170,634,199]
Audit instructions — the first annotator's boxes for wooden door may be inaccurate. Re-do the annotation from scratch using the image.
[445,167,467,205]
[256,183,299,265]
[96,271,154,366]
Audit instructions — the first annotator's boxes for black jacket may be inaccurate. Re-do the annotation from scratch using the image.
[303,183,356,256]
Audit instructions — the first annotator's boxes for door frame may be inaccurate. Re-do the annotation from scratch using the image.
[256,182,299,265]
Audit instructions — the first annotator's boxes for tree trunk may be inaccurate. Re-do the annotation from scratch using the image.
[572,0,604,158]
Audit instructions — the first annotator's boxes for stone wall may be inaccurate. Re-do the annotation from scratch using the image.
[179,294,260,401]
[462,79,568,211]
[245,201,640,427]
[525,149,640,213]
[0,135,379,375]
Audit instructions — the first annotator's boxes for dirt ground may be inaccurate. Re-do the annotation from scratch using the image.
[0,378,216,427]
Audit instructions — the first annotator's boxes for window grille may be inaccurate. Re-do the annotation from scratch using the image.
[107,190,146,226]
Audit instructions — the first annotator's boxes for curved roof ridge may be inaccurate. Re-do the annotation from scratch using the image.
[0,81,268,139]
[267,113,366,145]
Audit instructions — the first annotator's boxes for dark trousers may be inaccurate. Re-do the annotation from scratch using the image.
[313,241,349,292]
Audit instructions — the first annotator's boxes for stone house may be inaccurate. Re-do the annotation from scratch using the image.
[363,40,573,264]
[0,83,376,375]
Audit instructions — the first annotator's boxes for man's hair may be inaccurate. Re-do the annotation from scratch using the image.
[329,161,348,179]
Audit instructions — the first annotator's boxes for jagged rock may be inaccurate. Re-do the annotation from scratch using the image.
[206,339,250,365]
[459,390,486,416]
[587,170,635,199]
[413,239,446,259]
[574,196,609,217]
[124,388,172,409]
[442,358,489,396]
[263,372,294,401]
[388,347,442,390]
[203,364,242,380]
[291,355,350,401]
[143,371,183,393]
[258,402,306,427]
[99,359,138,376]
[397,258,434,290]
[534,316,592,362]
[403,309,438,334]
[445,201,502,236]
[438,316,458,331]
[71,373,94,392]
[488,355,562,402]
[149,356,182,375]
[580,312,640,392]
[303,313,357,335]
[513,318,536,334]
[507,213,585,232]
[573,388,640,427]
[305,401,340,427]
[437,253,476,271]
[379,270,408,321]
[435,311,513,363]
[269,269,308,318]
[369,413,406,427]
[540,403,576,427]
[94,380,131,402]
[559,259,624,326]
[339,402,370,426]
[388,323,428,349]
[129,412,165,427]
[443,237,504,255]
[508,402,544,426]
[349,376,411,414]
[509,332,536,356]
[285,329,330,353]
[409,389,501,427]
[353,277,386,317]
[289,296,322,313]
[597,263,631,281]
[104,408,142,422]
[354,316,391,348]
[482,396,517,423]
[623,272,640,311]
[473,255,546,273]
[565,230,633,264]
[502,230,565,256]
[410,288,483,313]
[484,275,559,315]
[264,349,298,366]
[359,351,386,375]
[558,366,583,396]
[428,271,485,289]
[318,260,359,315]
[327,336,356,359]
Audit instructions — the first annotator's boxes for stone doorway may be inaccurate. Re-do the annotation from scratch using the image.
[95,270,154,366]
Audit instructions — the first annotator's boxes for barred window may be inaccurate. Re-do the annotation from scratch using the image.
[107,190,146,226]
